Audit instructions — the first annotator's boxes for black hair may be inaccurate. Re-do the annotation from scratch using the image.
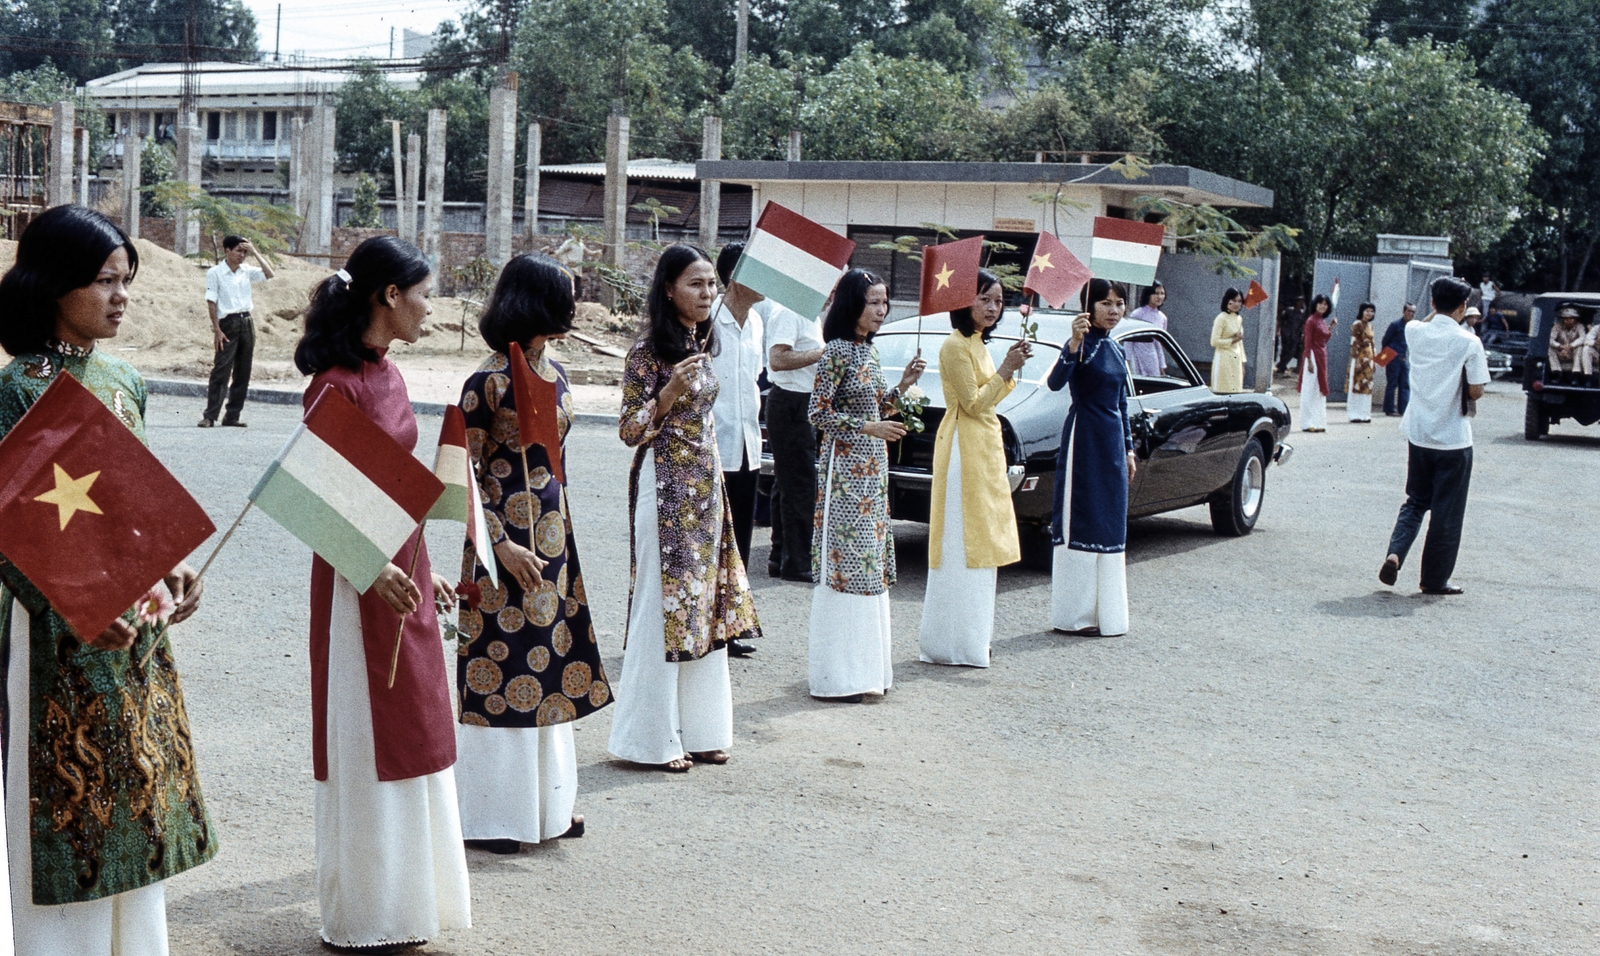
[294,235,431,375]
[1081,277,1128,313]
[1309,293,1333,316]
[222,235,245,250]
[949,268,1003,342]
[1221,287,1244,312]
[1430,276,1472,314]
[0,204,139,357]
[1141,281,1165,307]
[641,243,717,364]
[822,269,888,343]
[714,241,743,287]
[1357,301,1376,321]
[478,253,576,353]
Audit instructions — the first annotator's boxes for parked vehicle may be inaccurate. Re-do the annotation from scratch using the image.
[762,310,1294,568]
[1522,292,1600,439]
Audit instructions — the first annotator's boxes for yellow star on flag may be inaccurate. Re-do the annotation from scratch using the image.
[934,263,954,290]
[1031,252,1054,272]
[34,463,103,530]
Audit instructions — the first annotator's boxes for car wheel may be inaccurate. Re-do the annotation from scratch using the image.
[1210,440,1267,537]
[1016,520,1054,570]
[1523,395,1545,440]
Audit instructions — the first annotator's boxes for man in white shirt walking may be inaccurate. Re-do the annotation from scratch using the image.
[1379,276,1489,595]
[199,235,274,427]
[710,242,764,657]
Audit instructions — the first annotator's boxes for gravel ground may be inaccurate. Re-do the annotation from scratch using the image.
[136,379,1596,955]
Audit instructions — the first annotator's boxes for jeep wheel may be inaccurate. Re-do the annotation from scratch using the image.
[1210,441,1267,537]
[1523,395,1547,440]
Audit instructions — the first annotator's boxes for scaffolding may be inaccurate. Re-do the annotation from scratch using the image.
[0,102,52,240]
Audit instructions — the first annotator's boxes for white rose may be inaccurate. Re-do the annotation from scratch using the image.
[904,385,926,402]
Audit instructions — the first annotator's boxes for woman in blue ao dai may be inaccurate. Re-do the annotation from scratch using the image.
[1047,278,1136,636]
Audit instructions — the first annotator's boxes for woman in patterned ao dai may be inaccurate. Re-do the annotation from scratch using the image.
[295,237,470,952]
[1346,302,1377,423]
[807,270,926,702]
[0,205,213,956]
[1048,278,1136,637]
[608,245,762,772]
[454,254,611,853]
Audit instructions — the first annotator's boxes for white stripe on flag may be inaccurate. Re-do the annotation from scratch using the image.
[1090,236,1163,269]
[743,229,846,296]
[278,429,420,559]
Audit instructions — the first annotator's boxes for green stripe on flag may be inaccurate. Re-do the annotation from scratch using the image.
[426,484,468,522]
[732,256,828,319]
[1089,257,1158,286]
[253,466,395,592]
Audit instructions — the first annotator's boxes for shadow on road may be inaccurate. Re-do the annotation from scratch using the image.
[1313,590,1424,618]
[1487,431,1600,449]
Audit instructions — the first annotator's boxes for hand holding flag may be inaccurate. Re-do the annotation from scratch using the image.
[428,404,498,587]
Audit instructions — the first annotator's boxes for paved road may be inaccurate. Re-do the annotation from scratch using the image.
[139,381,1595,955]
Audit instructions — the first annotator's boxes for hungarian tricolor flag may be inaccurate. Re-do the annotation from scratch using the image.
[1023,231,1093,309]
[919,235,984,314]
[426,404,498,585]
[1089,216,1165,286]
[729,202,856,318]
[250,385,445,593]
[0,374,215,639]
[1244,279,1270,309]
[508,342,565,486]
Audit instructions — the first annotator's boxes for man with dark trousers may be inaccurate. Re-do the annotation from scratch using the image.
[1275,295,1306,373]
[1381,302,1416,416]
[710,242,764,657]
[199,235,273,427]
[1379,277,1488,595]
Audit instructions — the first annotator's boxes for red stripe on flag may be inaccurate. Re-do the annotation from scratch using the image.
[1092,216,1165,247]
[756,202,856,268]
[302,384,442,520]
[439,403,467,450]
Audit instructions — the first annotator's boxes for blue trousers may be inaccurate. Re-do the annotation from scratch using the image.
[1382,359,1409,414]
[1386,443,1472,590]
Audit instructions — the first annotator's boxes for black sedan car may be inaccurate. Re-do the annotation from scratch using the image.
[766,310,1293,567]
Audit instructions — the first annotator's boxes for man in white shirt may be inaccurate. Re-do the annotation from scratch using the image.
[710,242,764,656]
[762,291,826,582]
[1379,276,1489,595]
[199,235,274,427]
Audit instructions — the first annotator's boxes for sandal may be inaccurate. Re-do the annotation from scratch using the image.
[662,756,693,773]
[690,750,729,765]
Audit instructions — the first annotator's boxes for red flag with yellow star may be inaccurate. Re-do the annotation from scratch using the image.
[0,373,215,639]
[508,341,565,485]
[918,235,984,314]
[1024,231,1093,309]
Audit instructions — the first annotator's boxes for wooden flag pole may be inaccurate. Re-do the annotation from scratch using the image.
[139,499,253,670]
[386,521,426,689]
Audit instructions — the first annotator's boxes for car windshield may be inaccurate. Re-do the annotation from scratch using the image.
[873,331,1059,401]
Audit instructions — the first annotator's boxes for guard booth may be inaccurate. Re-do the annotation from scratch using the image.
[0,102,52,240]
[1309,235,1453,402]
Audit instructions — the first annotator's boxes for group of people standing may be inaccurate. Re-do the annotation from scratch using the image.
[1283,294,1421,431]
[0,208,1147,954]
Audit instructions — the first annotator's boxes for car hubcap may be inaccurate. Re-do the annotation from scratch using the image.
[1242,456,1264,519]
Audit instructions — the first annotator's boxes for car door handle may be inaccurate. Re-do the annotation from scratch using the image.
[1207,412,1228,422]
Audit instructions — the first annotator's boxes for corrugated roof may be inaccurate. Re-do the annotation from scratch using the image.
[85,62,422,101]
[539,158,698,182]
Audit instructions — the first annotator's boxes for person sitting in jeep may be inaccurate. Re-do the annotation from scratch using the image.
[1548,305,1589,379]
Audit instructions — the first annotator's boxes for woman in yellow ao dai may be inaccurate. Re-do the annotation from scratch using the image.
[919,271,1033,667]
[1210,288,1247,393]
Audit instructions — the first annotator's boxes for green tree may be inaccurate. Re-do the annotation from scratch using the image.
[348,173,383,228]
[0,0,257,85]
[799,44,979,162]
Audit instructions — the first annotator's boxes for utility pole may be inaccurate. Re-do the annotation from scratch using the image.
[736,0,749,67]
[275,4,282,61]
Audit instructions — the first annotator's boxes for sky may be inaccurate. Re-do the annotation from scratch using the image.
[241,0,469,61]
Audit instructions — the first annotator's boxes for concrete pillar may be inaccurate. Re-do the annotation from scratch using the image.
[602,112,629,272]
[288,115,306,240]
[76,128,89,205]
[525,122,540,241]
[423,109,447,268]
[120,133,141,239]
[1252,255,1281,393]
[699,115,722,249]
[787,130,802,162]
[485,82,517,266]
[404,133,421,247]
[174,117,203,256]
[390,120,407,241]
[303,106,337,265]
[736,0,749,66]
[49,101,74,208]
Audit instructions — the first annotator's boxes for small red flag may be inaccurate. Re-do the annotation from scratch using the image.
[1244,279,1270,309]
[507,342,565,485]
[919,235,984,314]
[0,374,215,639]
[1023,232,1094,309]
